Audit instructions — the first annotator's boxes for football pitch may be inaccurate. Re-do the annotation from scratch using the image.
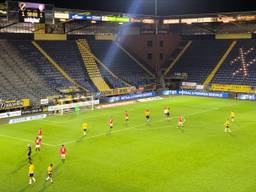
[0,96,256,192]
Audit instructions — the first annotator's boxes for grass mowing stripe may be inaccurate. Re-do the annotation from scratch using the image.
[37,105,233,147]
[1,97,255,192]
[0,102,238,148]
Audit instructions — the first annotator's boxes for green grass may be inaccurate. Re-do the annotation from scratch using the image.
[0,96,256,192]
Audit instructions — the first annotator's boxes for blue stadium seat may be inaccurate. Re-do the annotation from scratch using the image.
[38,41,96,92]
[168,40,230,84]
[211,40,256,86]
[88,40,152,86]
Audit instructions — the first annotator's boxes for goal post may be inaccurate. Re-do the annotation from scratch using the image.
[91,94,95,110]
[78,94,95,112]
[48,94,99,115]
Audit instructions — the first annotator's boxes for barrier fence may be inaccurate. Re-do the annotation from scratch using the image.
[211,84,255,93]
[161,90,230,98]
[1,89,255,121]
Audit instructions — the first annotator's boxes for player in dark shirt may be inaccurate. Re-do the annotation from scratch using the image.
[27,144,32,162]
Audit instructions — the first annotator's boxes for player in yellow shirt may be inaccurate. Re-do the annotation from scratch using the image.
[82,121,88,136]
[28,162,36,185]
[144,109,151,122]
[230,112,236,122]
[164,106,170,120]
[46,163,53,183]
[224,119,231,133]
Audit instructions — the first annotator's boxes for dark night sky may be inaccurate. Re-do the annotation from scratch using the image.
[1,0,256,16]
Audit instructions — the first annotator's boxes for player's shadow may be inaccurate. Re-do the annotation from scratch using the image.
[38,181,51,192]
[8,153,38,176]
[106,130,112,136]
[18,184,30,192]
[8,161,27,176]
[54,161,62,173]
[38,161,62,192]
[178,127,185,134]
[228,132,235,137]
[76,136,84,143]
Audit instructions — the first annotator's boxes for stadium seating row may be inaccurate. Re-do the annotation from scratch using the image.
[0,40,57,103]
[1,38,256,104]
[76,39,111,92]
[166,39,256,86]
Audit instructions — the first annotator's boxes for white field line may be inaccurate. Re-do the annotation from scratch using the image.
[0,134,56,147]
[0,104,236,147]
[42,109,136,124]
[48,106,225,147]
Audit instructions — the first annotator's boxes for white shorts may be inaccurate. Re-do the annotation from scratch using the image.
[38,135,42,139]
[178,122,183,126]
[36,144,40,148]
[61,154,66,158]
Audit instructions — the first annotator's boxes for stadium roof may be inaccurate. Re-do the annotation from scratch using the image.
[1,0,256,16]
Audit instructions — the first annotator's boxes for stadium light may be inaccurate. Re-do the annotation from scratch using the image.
[102,0,143,68]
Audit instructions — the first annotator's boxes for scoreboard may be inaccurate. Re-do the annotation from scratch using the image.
[18,2,45,23]
[7,1,54,24]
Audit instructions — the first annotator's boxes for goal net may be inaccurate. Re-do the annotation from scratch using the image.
[48,95,99,115]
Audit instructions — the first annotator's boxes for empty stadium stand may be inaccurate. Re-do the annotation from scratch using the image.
[3,36,255,106]
[97,62,129,88]
[87,39,153,86]
[161,41,192,77]
[11,41,74,91]
[211,40,256,86]
[203,41,237,86]
[0,40,57,103]
[37,40,95,92]
[167,40,231,84]
[76,39,111,92]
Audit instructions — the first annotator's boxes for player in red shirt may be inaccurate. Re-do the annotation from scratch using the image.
[124,111,129,122]
[60,145,67,163]
[107,117,113,135]
[35,137,41,151]
[38,129,42,139]
[109,117,113,129]
[177,115,185,129]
